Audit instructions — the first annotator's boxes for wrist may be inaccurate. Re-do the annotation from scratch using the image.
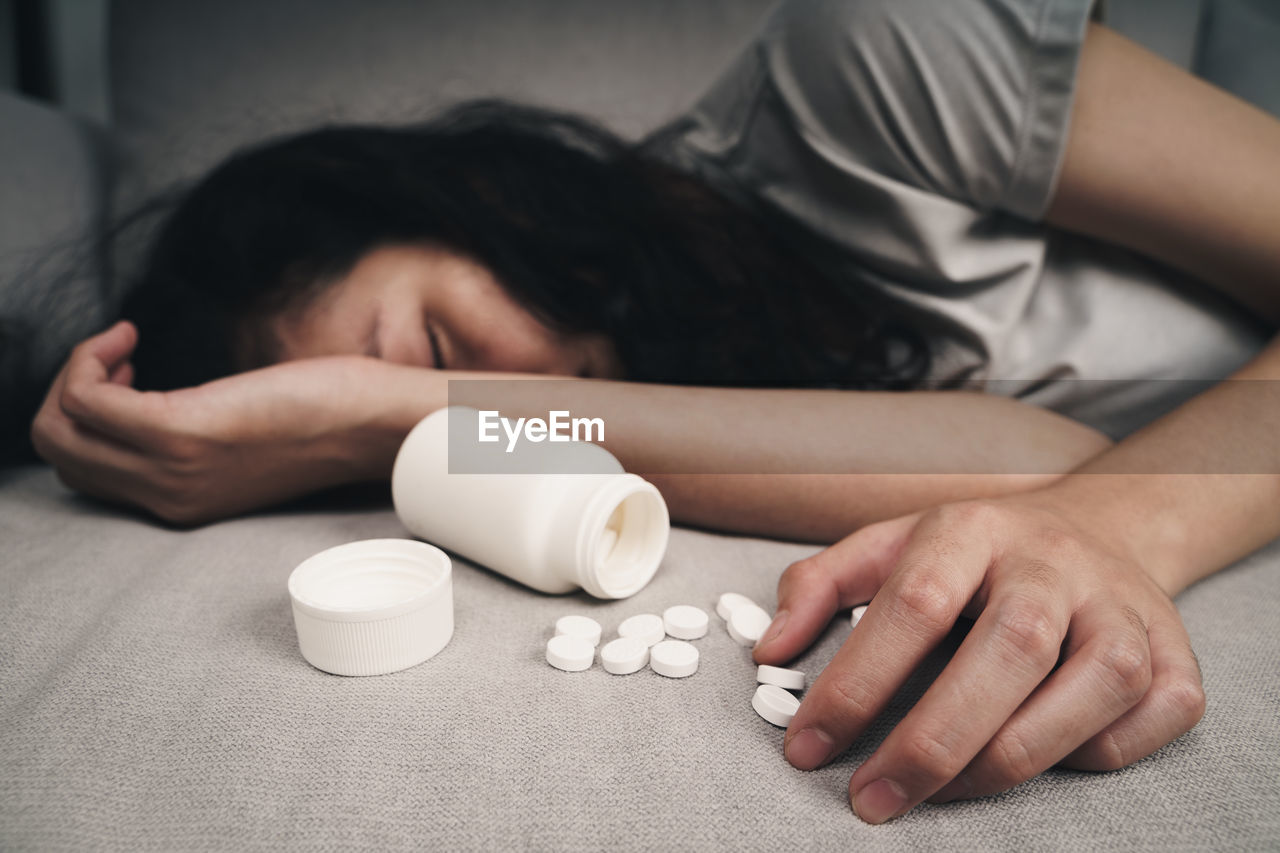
[338,360,446,483]
[1013,475,1198,596]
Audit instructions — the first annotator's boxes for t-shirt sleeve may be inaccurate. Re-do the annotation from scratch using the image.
[759,0,1099,220]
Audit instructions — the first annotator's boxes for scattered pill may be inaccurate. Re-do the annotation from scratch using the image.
[716,592,757,622]
[663,604,709,640]
[752,684,800,727]
[650,639,699,678]
[600,636,649,675]
[727,603,772,646]
[555,615,602,647]
[850,604,868,628]
[617,613,666,647]
[756,664,805,692]
[546,634,595,672]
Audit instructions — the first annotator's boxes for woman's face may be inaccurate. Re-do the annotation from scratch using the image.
[268,245,622,378]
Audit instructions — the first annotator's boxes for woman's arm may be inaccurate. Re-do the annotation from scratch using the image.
[758,22,1280,823]
[32,326,1109,528]
[383,373,1112,541]
[1048,24,1280,323]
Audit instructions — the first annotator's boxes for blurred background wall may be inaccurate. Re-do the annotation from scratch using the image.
[4,0,109,121]
[0,0,1234,131]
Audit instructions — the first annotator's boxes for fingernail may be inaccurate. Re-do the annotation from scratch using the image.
[755,609,788,650]
[929,773,971,804]
[852,778,909,825]
[784,726,834,770]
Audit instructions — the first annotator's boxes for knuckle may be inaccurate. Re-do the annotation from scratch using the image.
[1119,605,1147,635]
[826,671,878,721]
[1031,525,1091,569]
[890,573,959,635]
[1015,558,1061,592]
[989,728,1040,787]
[1089,730,1132,772]
[1162,675,1207,731]
[781,556,825,587]
[150,495,201,527]
[989,597,1062,670]
[779,555,834,601]
[59,383,89,418]
[900,728,966,782]
[1034,524,1077,555]
[1096,634,1153,705]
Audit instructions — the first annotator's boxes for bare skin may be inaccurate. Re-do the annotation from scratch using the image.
[757,23,1280,823]
[28,21,1280,824]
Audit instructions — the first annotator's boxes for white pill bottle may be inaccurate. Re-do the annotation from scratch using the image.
[391,406,670,599]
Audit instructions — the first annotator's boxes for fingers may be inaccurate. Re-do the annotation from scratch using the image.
[779,505,996,773]
[57,322,165,447]
[109,360,135,387]
[64,320,137,387]
[753,512,919,666]
[29,321,158,511]
[756,493,1208,823]
[923,597,1151,804]
[845,557,1073,822]
[33,382,153,496]
[1062,614,1205,772]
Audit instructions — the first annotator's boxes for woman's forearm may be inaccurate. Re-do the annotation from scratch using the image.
[643,472,1077,543]
[371,366,1112,540]
[1025,335,1280,595]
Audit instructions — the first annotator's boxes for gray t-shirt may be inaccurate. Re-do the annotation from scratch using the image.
[647,0,1271,438]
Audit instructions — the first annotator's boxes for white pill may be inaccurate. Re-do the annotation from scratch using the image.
[850,604,869,628]
[716,592,757,621]
[599,636,649,675]
[555,615,602,647]
[545,634,594,672]
[650,639,699,678]
[752,683,801,727]
[663,604,709,640]
[757,664,805,692]
[617,613,665,647]
[727,603,772,646]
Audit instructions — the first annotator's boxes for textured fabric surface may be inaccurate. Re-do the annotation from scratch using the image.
[1,465,1278,851]
[646,0,1272,441]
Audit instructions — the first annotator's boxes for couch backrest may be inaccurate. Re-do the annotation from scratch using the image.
[107,0,779,207]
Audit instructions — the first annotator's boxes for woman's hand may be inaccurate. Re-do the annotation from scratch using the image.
[30,321,437,524]
[753,493,1206,824]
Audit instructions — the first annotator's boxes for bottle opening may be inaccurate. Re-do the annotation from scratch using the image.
[583,482,669,599]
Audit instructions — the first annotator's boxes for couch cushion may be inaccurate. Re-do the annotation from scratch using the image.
[108,0,776,212]
[1196,0,1280,117]
[1,464,1278,850]
[0,93,110,462]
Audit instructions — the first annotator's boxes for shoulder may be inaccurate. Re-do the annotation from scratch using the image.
[759,0,1096,217]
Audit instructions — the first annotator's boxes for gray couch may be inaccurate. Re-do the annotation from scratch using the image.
[3,1,1278,849]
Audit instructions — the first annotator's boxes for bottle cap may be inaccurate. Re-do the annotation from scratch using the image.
[288,539,453,676]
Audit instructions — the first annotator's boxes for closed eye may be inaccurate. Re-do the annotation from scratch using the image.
[426,323,445,369]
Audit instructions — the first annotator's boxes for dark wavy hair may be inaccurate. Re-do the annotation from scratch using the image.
[122,99,930,390]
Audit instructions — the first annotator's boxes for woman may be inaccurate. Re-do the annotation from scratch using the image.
[30,0,1280,824]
